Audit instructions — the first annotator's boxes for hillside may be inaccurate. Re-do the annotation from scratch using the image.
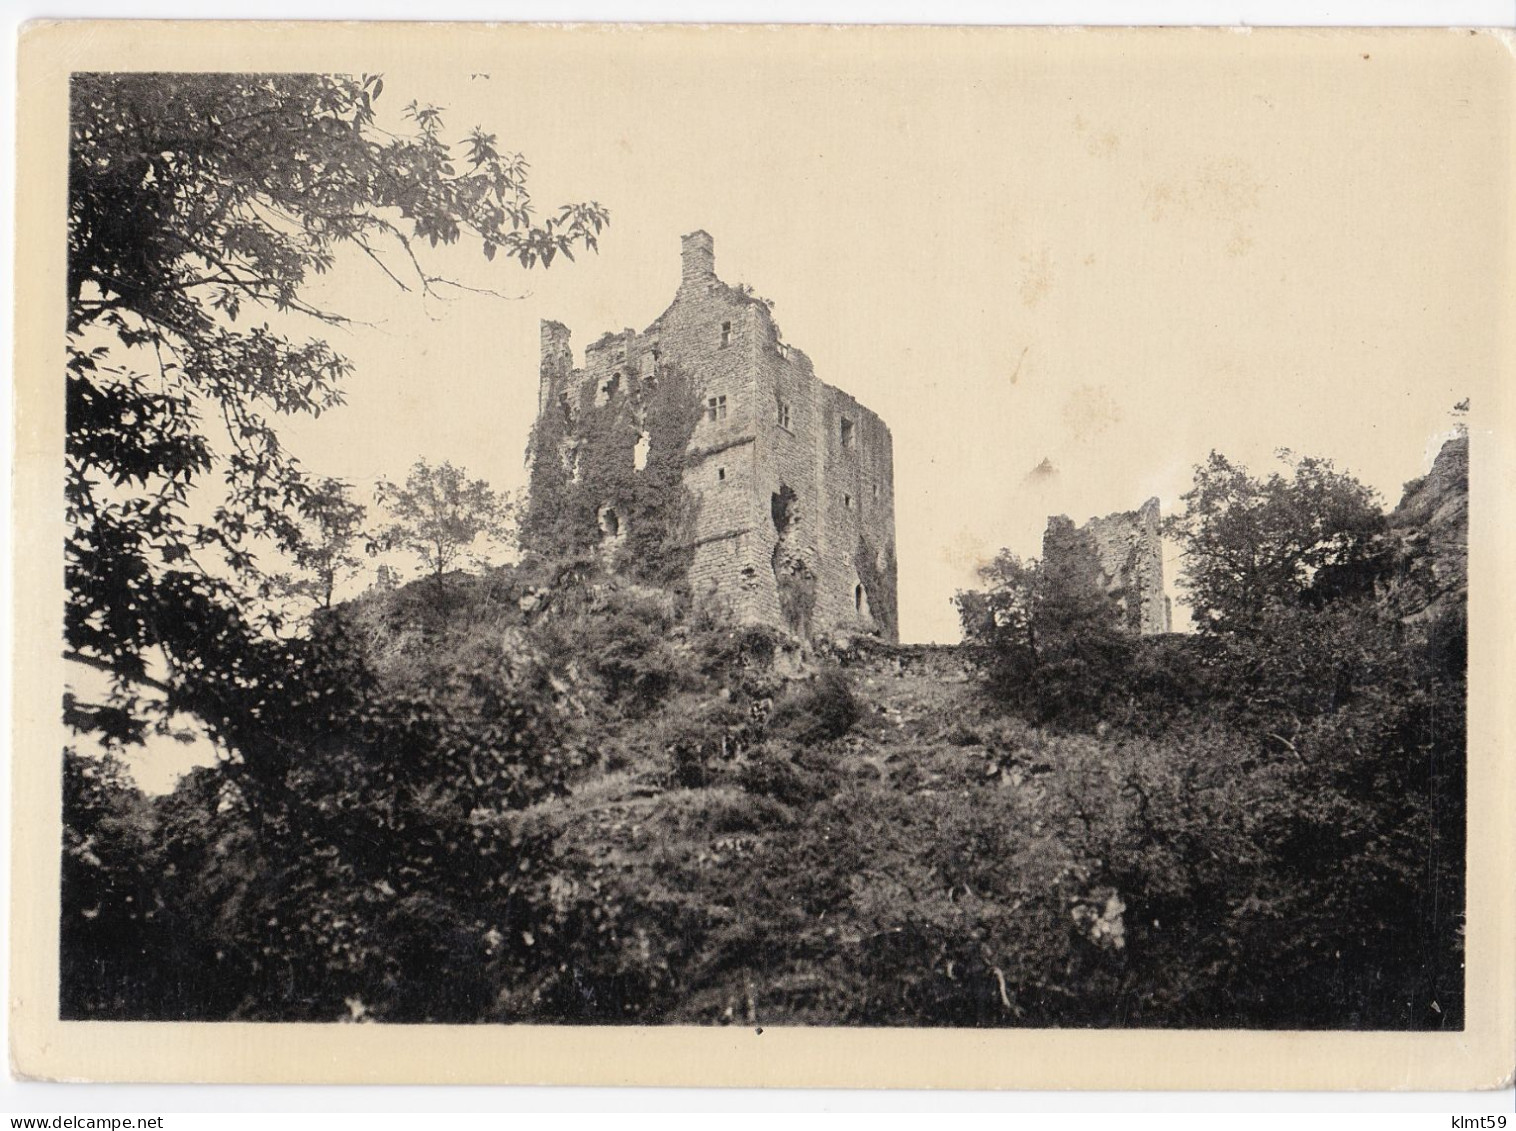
[62,439,1468,1030]
[495,642,1014,1024]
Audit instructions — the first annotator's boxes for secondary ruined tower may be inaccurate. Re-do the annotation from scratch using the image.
[528,230,898,642]
[1043,497,1171,635]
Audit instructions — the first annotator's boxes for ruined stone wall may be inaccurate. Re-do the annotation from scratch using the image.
[816,382,897,640]
[528,230,898,642]
[750,337,897,642]
[648,231,771,621]
[1044,497,1170,635]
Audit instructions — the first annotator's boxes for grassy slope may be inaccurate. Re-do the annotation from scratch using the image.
[337,450,1469,1028]
[506,640,1108,1026]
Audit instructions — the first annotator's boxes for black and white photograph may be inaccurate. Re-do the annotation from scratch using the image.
[10,19,1513,1090]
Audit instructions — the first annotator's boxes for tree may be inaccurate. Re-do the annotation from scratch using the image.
[60,750,161,1018]
[276,477,369,611]
[376,459,514,591]
[66,72,607,749]
[954,549,1039,690]
[61,606,588,1022]
[955,527,1130,724]
[1165,450,1386,633]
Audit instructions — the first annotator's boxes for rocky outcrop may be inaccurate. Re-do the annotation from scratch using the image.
[1385,432,1468,623]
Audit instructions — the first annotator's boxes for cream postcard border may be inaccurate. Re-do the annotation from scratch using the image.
[10,20,1515,1089]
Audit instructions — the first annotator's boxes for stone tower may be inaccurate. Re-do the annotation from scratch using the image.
[529,231,898,642]
[1043,497,1170,635]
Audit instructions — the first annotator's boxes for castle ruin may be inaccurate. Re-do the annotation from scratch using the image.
[1043,497,1171,635]
[527,231,898,642]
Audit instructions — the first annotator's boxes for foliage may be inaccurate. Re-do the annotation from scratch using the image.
[853,535,899,640]
[954,525,1131,725]
[772,556,819,638]
[270,477,369,610]
[945,446,1465,1027]
[691,619,783,678]
[521,361,702,587]
[656,699,752,789]
[63,550,1465,1029]
[1166,450,1386,633]
[62,439,1464,1031]
[67,71,607,751]
[60,751,162,1018]
[526,578,693,720]
[63,590,588,1022]
[376,459,515,591]
[736,743,836,807]
[765,669,860,746]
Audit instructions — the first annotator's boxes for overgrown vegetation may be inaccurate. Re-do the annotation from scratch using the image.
[64,436,1465,1027]
[952,443,1466,1028]
[954,519,1132,727]
[66,70,606,750]
[376,459,516,593]
[853,534,898,640]
[521,361,703,588]
[60,72,1464,1033]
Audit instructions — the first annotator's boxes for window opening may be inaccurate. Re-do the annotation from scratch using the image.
[720,321,732,348]
[706,395,727,422]
[840,417,855,449]
[598,373,620,406]
[771,485,797,535]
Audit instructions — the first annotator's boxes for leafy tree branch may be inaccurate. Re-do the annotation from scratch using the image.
[66,71,608,753]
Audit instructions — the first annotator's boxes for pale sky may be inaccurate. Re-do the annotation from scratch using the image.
[18,25,1516,1097]
[51,26,1512,793]
[261,29,1503,645]
[272,27,1505,645]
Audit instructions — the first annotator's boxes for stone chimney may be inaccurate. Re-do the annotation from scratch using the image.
[681,229,715,288]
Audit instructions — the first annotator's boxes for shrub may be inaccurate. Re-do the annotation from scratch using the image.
[765,669,859,745]
[529,579,693,717]
[737,743,831,806]
[954,541,1133,728]
[652,698,750,788]
[693,619,783,675]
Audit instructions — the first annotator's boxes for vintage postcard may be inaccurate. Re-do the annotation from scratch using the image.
[10,20,1515,1088]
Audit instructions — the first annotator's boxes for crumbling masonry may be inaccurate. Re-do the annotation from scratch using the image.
[1043,497,1171,635]
[530,230,899,642]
